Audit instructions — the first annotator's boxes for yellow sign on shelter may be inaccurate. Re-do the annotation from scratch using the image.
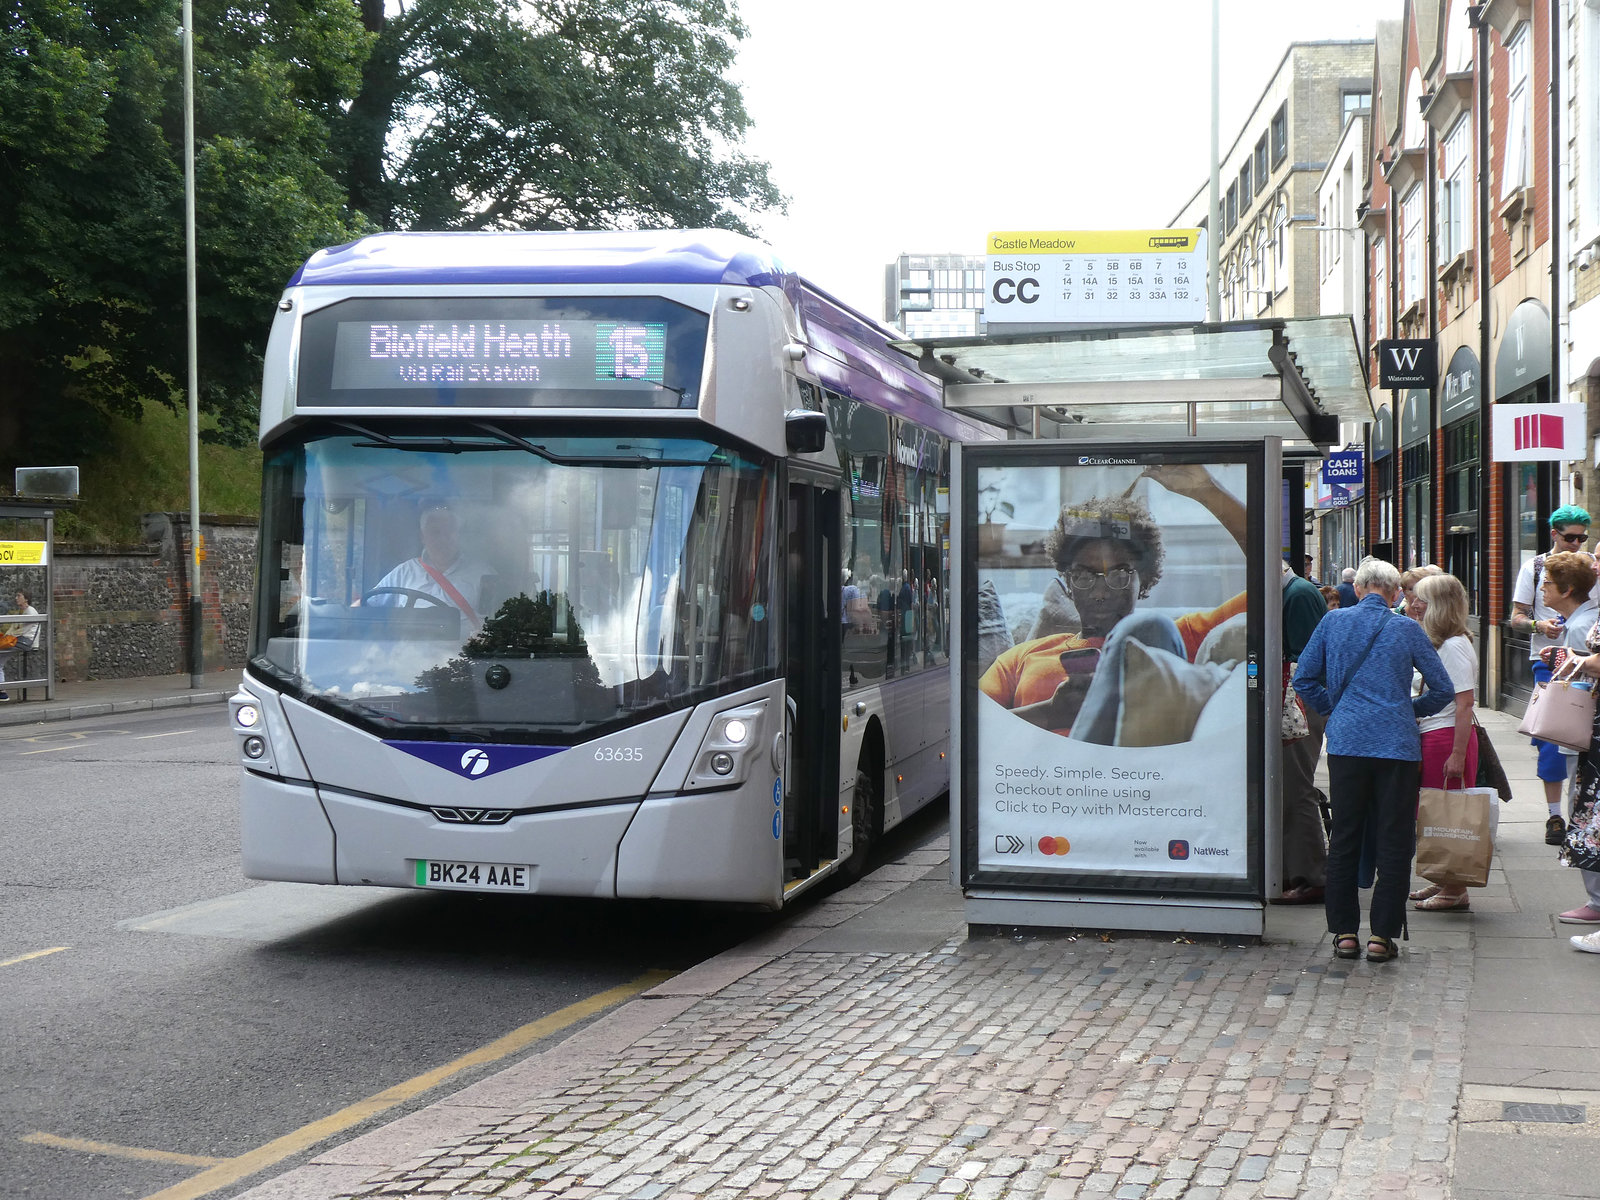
[0,541,49,566]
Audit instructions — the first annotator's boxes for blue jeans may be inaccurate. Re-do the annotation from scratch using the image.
[1068,612,1187,746]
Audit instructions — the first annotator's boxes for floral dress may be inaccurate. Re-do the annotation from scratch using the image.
[1563,620,1600,871]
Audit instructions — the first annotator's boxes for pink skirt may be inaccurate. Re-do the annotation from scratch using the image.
[1419,724,1480,791]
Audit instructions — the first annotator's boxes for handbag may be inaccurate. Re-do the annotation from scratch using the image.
[1516,661,1595,752]
[0,633,14,650]
[1415,783,1497,887]
[1473,718,1513,801]
[1281,661,1309,741]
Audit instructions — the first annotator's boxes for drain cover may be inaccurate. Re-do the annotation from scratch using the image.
[1502,1102,1586,1124]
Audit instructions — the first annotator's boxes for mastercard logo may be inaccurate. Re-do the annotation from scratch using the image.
[1037,835,1072,855]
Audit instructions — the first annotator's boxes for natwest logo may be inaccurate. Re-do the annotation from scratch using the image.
[1167,839,1190,860]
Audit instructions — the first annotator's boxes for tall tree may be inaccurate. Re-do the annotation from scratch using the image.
[0,0,371,464]
[337,0,783,232]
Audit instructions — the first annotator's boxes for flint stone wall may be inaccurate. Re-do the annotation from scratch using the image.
[50,514,257,681]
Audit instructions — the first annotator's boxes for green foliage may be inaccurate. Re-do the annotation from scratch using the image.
[0,0,782,476]
[54,399,261,544]
[339,0,784,232]
[0,0,373,467]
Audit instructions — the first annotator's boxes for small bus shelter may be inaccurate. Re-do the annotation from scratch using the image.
[922,317,1371,937]
[1,497,59,702]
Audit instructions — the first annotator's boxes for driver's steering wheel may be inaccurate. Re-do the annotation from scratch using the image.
[360,586,450,608]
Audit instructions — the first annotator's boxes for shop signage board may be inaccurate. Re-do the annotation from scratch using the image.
[955,440,1271,933]
[983,230,1207,325]
[1318,451,1364,509]
[1377,339,1437,390]
[1490,402,1586,462]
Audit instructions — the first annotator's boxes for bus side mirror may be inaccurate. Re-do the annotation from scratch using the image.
[784,410,828,454]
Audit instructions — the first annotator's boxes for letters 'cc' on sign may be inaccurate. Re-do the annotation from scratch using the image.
[1377,339,1438,389]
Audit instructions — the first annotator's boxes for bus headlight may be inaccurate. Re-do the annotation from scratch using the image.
[231,690,278,772]
[687,701,768,789]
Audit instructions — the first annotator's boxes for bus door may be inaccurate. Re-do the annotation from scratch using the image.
[784,475,842,879]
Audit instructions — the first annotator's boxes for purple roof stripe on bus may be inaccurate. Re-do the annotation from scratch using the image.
[288,230,794,290]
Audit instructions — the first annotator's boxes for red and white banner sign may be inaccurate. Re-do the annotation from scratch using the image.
[1491,403,1586,462]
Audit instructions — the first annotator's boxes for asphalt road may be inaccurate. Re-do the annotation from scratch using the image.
[2,708,913,1200]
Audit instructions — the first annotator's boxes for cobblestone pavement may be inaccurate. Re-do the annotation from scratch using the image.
[327,853,1467,1200]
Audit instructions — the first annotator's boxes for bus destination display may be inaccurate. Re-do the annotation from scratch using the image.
[331,320,668,390]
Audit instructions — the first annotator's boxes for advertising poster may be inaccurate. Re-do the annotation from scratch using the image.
[962,444,1263,897]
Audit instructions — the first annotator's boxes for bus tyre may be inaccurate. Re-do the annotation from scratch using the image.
[840,763,877,883]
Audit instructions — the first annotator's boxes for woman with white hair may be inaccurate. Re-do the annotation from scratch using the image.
[1293,559,1455,963]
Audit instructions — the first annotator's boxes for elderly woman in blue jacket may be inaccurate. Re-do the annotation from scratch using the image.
[1293,559,1455,963]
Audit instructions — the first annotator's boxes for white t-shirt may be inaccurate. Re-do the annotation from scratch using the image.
[1417,634,1477,734]
[368,556,490,633]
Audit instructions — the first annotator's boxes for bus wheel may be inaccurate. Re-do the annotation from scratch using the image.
[840,762,877,883]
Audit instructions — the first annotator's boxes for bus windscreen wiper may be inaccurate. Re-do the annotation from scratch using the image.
[470,422,721,468]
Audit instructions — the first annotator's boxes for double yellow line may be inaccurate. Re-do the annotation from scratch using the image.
[20,970,669,1200]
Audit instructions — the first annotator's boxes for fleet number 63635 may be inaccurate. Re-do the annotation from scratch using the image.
[595,746,643,762]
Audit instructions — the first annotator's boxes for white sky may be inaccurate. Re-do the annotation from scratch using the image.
[731,0,1396,317]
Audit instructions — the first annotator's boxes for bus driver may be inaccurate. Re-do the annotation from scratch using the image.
[367,506,490,635]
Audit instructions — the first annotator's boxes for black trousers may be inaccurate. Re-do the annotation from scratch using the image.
[1324,753,1419,940]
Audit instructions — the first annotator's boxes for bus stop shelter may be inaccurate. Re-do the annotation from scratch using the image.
[1,497,59,702]
[920,317,1372,936]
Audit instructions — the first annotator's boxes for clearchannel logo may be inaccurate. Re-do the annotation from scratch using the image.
[1077,456,1137,466]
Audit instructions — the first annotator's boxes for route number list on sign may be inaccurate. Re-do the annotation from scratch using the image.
[984,230,1207,325]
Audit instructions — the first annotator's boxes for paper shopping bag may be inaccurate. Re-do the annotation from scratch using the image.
[1516,677,1596,752]
[1415,785,1496,888]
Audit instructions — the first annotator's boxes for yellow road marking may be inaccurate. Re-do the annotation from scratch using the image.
[135,730,195,740]
[23,1132,226,1168]
[139,969,673,1200]
[20,746,75,755]
[0,946,68,967]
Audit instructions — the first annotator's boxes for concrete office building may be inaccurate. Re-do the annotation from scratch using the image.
[1171,41,1376,322]
[884,253,987,339]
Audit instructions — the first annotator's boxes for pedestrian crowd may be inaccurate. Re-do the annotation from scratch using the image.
[1289,511,1600,961]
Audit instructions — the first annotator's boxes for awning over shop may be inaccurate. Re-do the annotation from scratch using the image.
[895,316,1371,453]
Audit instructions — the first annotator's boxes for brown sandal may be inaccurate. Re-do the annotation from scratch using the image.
[1366,935,1399,963]
[1332,933,1361,960]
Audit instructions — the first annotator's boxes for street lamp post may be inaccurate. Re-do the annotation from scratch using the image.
[182,0,203,688]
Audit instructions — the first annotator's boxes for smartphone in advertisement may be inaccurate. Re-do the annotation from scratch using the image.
[1059,647,1102,675]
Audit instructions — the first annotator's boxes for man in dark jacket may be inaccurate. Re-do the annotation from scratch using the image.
[1276,560,1330,903]
[1335,567,1358,611]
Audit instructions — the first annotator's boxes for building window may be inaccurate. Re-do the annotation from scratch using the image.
[1239,162,1252,211]
[1226,182,1238,233]
[1254,135,1269,190]
[1440,116,1473,261]
[1374,454,1396,548]
[1401,185,1423,310]
[1274,201,1288,278]
[1271,103,1288,165]
[1442,416,1480,604]
[1503,22,1531,199]
[1342,90,1371,122]
[1402,441,1432,568]
[1373,236,1388,338]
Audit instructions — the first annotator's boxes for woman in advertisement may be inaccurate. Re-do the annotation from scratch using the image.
[978,464,1248,743]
